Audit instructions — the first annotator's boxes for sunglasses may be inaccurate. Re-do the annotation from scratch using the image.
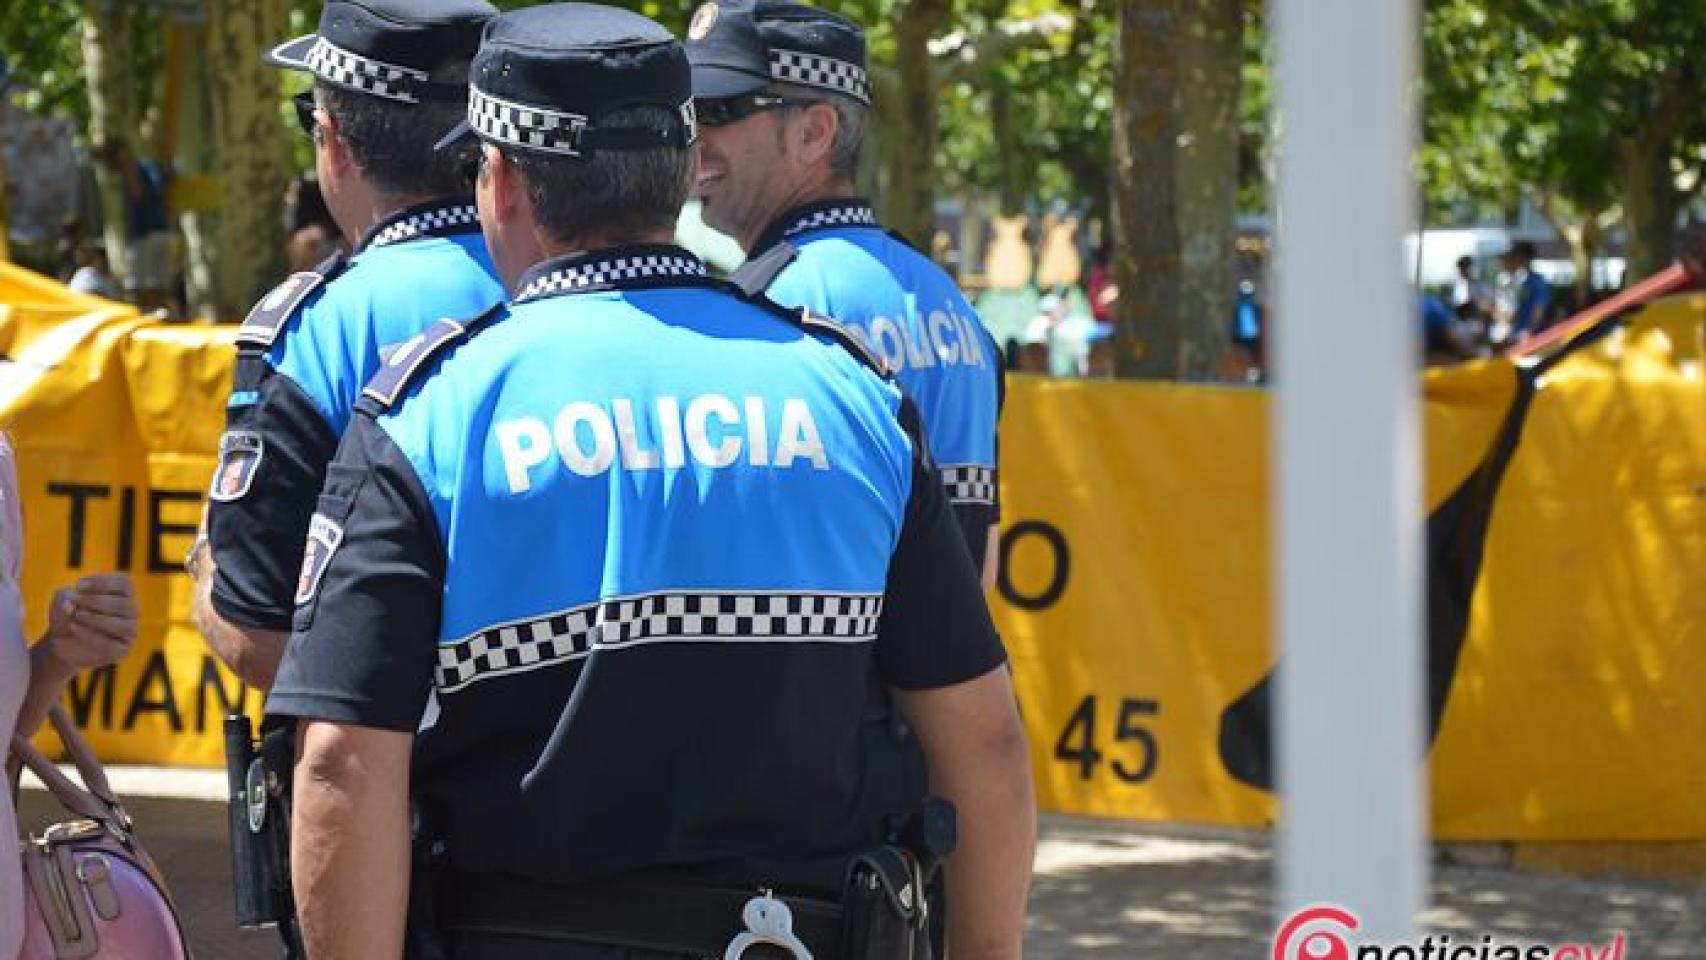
[694,93,816,128]
[292,92,318,138]
[458,149,487,190]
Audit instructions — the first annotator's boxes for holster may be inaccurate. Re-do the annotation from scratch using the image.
[224,714,305,958]
[838,846,928,960]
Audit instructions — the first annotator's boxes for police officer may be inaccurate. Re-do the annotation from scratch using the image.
[189,0,503,691]
[685,9,1007,946]
[685,0,1005,586]
[266,5,1035,959]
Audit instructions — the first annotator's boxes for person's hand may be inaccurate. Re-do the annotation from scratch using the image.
[44,572,137,670]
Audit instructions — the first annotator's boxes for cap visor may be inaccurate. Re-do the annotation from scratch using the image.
[433,120,476,153]
[265,35,317,70]
[690,64,769,100]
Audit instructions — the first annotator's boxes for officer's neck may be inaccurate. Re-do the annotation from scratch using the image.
[336,188,449,249]
[742,175,860,254]
[536,227,679,265]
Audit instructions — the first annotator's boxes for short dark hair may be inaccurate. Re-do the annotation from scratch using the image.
[505,105,692,246]
[1510,241,1537,261]
[315,60,470,198]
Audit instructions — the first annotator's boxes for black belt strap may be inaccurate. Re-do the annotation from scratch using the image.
[440,871,844,958]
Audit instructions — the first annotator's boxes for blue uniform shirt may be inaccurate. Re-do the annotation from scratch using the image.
[268,246,1004,888]
[1510,268,1551,337]
[746,200,1004,569]
[206,199,503,631]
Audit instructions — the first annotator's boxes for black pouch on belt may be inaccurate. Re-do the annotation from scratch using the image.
[837,847,928,960]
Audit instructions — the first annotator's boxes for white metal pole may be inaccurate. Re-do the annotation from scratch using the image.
[1272,0,1425,941]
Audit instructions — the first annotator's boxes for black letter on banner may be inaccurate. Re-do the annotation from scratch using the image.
[197,655,248,732]
[148,489,202,574]
[997,520,1070,611]
[116,486,136,571]
[123,651,183,732]
[66,665,116,729]
[47,483,111,569]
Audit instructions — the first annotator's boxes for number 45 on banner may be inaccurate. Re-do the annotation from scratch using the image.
[1054,695,1160,784]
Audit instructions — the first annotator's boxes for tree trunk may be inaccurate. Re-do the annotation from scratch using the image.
[1618,70,1689,283]
[179,21,218,319]
[1173,0,1242,378]
[877,0,952,247]
[1109,0,1182,378]
[80,0,137,283]
[990,81,1026,216]
[204,0,292,319]
[1619,134,1681,283]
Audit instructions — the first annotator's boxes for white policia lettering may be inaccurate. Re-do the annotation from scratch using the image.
[841,302,986,375]
[495,394,830,492]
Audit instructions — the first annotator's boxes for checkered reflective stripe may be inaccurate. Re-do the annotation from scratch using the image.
[434,590,885,692]
[769,49,872,104]
[783,202,878,237]
[941,465,997,505]
[468,86,588,156]
[515,253,708,302]
[306,37,427,104]
[365,203,479,250]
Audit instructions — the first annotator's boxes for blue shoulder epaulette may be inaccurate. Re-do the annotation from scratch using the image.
[235,249,349,350]
[358,303,503,412]
[798,307,890,379]
[729,242,798,297]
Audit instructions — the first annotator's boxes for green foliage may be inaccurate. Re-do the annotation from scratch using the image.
[1420,0,1706,223]
[2,1,167,142]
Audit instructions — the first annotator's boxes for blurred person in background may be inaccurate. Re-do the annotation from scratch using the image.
[0,432,138,960]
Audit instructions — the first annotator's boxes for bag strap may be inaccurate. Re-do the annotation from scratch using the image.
[8,705,127,826]
[45,704,119,807]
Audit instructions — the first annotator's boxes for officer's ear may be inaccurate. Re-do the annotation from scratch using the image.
[786,101,839,169]
[315,109,357,181]
[481,144,527,225]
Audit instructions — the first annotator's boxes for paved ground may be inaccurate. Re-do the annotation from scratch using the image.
[19,788,1704,958]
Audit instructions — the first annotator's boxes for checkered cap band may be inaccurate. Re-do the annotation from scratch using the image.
[306,37,427,104]
[434,590,885,692]
[515,253,708,302]
[941,465,997,505]
[784,202,877,237]
[468,86,588,156]
[769,49,871,104]
[366,203,479,249]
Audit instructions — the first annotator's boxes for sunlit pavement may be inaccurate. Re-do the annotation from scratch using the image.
[20,780,1705,959]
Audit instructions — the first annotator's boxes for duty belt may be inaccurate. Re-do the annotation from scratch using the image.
[440,870,844,959]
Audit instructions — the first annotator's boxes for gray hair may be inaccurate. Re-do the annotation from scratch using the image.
[772,84,868,180]
[505,105,693,246]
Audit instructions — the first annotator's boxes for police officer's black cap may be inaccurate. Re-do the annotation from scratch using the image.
[434,4,696,159]
[266,0,496,104]
[684,0,871,105]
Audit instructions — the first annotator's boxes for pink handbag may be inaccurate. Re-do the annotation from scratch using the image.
[11,706,191,959]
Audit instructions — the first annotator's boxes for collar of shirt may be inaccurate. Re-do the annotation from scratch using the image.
[512,244,710,305]
[749,197,878,257]
[357,197,481,253]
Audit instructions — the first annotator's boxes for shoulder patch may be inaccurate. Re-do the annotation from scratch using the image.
[799,308,890,378]
[359,303,503,411]
[208,429,265,502]
[294,512,345,606]
[235,250,349,349]
[729,242,799,297]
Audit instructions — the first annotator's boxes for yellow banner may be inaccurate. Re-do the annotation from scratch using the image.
[2,262,1701,838]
